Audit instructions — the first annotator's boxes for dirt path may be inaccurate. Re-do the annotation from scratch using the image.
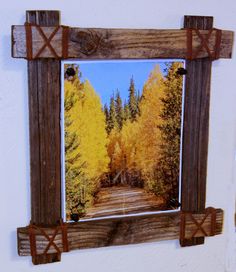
[83,185,164,219]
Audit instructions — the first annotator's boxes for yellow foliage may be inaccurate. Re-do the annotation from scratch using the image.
[107,120,139,173]
[65,79,109,182]
[135,65,165,174]
[65,62,182,215]
[120,120,139,170]
[107,65,166,180]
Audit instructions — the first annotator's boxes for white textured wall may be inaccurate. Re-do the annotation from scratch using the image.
[0,1,236,271]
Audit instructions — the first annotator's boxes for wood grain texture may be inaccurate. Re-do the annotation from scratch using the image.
[17,209,223,256]
[181,15,213,247]
[12,26,233,59]
[26,10,62,264]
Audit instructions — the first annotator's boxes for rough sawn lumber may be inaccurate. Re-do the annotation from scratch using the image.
[12,26,233,59]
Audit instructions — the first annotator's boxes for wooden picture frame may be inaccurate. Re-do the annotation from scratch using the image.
[12,10,234,265]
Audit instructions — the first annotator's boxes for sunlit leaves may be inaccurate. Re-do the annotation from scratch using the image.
[65,74,109,219]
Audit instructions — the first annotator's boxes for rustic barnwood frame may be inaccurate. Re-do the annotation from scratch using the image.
[12,11,233,265]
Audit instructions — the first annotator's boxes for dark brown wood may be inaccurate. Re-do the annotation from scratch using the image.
[17,209,223,256]
[26,10,61,264]
[181,15,213,246]
[12,26,233,59]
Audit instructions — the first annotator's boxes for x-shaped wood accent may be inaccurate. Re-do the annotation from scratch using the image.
[186,28,222,60]
[28,222,68,257]
[180,207,217,241]
[34,25,60,58]
[25,23,61,59]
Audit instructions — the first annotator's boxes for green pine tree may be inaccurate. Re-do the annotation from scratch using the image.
[107,96,118,133]
[103,103,110,133]
[136,89,141,115]
[155,62,183,206]
[128,77,139,121]
[123,100,131,121]
[64,69,86,217]
[65,116,85,216]
[115,90,124,130]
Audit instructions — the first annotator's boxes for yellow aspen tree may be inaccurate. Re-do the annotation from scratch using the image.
[120,120,139,171]
[69,80,109,180]
[135,65,165,178]
[65,78,109,216]
[107,128,122,174]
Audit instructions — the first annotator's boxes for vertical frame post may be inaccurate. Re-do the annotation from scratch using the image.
[26,10,62,264]
[181,15,213,246]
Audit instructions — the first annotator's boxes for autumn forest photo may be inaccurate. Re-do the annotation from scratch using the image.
[63,60,184,221]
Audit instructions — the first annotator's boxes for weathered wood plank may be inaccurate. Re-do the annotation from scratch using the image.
[12,26,233,59]
[17,209,223,256]
[181,15,213,246]
[26,10,61,265]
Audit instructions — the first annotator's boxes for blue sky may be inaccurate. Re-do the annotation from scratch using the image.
[65,60,180,106]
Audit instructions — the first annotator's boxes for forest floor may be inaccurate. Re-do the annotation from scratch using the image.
[83,185,165,219]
